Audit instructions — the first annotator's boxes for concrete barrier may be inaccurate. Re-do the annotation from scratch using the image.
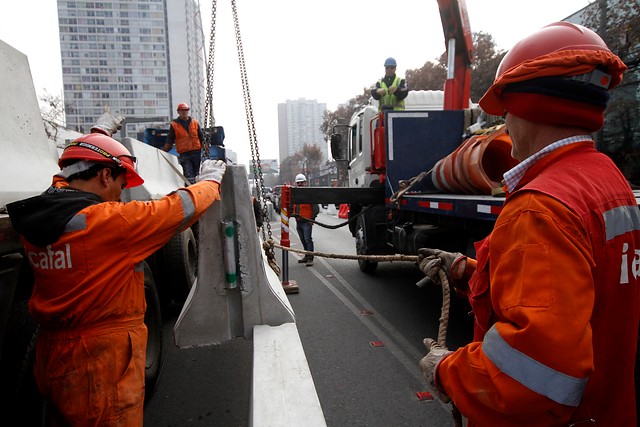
[174,165,295,346]
[252,323,327,427]
[0,40,59,209]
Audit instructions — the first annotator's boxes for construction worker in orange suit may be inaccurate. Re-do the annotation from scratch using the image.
[292,173,319,267]
[7,133,226,426]
[416,22,639,426]
[163,102,205,184]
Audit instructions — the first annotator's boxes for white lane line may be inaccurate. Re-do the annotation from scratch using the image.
[310,258,428,386]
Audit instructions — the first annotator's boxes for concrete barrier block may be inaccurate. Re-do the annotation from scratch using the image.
[251,323,327,427]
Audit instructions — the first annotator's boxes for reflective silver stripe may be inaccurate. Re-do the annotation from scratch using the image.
[603,205,640,241]
[482,326,587,406]
[178,189,196,230]
[64,214,87,232]
[135,262,144,272]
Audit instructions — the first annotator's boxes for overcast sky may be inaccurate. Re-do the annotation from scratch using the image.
[1,0,592,166]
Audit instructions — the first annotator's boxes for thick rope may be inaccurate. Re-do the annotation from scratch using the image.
[435,268,463,427]
[267,239,418,263]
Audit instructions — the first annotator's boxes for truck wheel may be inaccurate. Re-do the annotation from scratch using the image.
[356,217,378,273]
[143,261,164,401]
[161,227,197,304]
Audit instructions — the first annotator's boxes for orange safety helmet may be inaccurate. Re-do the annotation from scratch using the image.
[58,133,144,188]
[177,102,190,111]
[479,22,627,117]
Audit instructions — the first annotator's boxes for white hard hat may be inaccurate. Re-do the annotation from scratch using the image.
[295,173,307,183]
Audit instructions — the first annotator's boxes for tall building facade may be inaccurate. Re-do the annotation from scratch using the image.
[57,0,206,135]
[277,98,327,162]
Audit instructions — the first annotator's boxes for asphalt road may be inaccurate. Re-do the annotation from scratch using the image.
[144,211,474,426]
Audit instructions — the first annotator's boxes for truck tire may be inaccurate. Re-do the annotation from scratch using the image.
[161,227,197,304]
[356,216,378,273]
[143,261,164,400]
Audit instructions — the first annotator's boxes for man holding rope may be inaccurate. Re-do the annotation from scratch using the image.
[417,22,639,426]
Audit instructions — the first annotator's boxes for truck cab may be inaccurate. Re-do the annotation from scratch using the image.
[344,91,447,189]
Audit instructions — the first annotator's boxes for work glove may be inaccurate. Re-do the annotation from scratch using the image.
[419,338,453,403]
[417,248,465,286]
[388,86,397,95]
[196,159,226,184]
[376,87,386,96]
[91,106,125,136]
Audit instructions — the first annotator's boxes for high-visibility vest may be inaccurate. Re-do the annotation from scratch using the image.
[378,76,405,111]
[171,118,201,153]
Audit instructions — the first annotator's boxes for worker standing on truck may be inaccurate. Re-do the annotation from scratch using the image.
[292,173,319,267]
[370,57,408,111]
[6,133,226,426]
[416,22,639,426]
[163,102,205,184]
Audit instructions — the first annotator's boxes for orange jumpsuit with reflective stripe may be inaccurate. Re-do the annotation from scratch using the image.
[437,142,640,426]
[21,181,220,426]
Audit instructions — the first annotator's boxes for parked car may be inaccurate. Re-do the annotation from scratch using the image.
[264,186,273,203]
[272,185,284,211]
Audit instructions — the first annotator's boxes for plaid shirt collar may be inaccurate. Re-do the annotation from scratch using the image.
[503,135,594,192]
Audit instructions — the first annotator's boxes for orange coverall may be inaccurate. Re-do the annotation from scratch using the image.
[437,142,640,426]
[10,180,220,426]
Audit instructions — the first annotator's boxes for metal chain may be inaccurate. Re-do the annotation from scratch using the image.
[202,0,218,159]
[230,0,274,248]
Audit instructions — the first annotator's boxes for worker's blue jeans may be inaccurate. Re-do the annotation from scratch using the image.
[296,220,314,252]
[179,150,202,184]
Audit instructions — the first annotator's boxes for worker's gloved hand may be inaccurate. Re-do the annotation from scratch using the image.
[417,248,465,285]
[91,108,125,136]
[388,86,397,95]
[419,338,453,403]
[196,159,226,184]
[376,88,386,96]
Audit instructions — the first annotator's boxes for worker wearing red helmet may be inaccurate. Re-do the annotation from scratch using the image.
[163,102,205,183]
[416,22,638,426]
[7,133,226,426]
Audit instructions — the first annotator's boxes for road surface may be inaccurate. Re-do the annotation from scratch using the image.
[144,211,474,426]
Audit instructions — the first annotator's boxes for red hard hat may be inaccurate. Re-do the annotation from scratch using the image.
[177,102,190,111]
[58,133,144,188]
[495,22,611,81]
[479,22,626,116]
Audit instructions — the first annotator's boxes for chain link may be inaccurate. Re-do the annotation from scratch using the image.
[202,0,218,160]
[230,0,274,248]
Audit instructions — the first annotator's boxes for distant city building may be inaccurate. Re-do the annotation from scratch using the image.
[57,0,206,135]
[277,98,327,162]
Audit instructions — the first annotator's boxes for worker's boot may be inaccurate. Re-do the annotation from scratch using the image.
[298,255,309,263]
[305,256,314,267]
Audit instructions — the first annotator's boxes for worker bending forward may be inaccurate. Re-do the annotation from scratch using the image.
[417,23,640,426]
[7,133,226,426]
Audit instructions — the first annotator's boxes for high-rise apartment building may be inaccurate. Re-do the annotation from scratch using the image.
[277,98,327,162]
[57,0,206,134]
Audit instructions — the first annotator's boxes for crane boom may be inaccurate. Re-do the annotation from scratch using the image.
[437,0,474,110]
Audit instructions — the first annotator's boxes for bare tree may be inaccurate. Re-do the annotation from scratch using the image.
[40,91,66,144]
